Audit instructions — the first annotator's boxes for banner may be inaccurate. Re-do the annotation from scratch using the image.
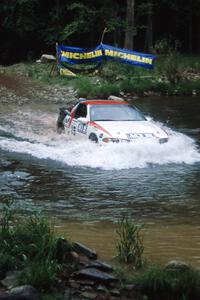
[57,44,103,65]
[57,44,156,70]
[101,44,156,69]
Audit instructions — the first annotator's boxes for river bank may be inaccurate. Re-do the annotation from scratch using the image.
[0,203,199,300]
[1,56,200,107]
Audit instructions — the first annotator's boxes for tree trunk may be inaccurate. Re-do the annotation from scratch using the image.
[145,2,153,51]
[188,8,193,53]
[124,0,135,50]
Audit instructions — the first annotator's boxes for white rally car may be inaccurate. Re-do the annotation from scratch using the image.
[57,99,169,144]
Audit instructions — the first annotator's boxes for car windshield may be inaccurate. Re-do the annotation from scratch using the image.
[90,104,146,121]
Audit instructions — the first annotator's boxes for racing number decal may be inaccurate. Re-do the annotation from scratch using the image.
[70,120,87,136]
[77,123,87,134]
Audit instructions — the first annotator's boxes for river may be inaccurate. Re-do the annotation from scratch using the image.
[0,96,200,266]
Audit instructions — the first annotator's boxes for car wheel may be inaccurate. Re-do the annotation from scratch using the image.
[89,133,98,143]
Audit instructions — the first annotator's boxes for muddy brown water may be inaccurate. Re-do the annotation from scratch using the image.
[0,96,200,267]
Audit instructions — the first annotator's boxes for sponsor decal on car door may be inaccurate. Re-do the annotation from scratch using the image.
[71,119,78,136]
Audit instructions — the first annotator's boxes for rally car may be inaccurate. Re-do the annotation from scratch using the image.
[56,99,169,144]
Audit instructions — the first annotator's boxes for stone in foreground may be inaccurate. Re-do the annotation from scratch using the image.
[73,268,118,284]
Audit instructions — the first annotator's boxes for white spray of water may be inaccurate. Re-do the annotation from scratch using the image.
[0,109,200,170]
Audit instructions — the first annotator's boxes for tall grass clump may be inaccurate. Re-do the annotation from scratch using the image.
[94,83,120,98]
[116,214,144,268]
[0,198,72,289]
[73,76,95,97]
[134,264,200,300]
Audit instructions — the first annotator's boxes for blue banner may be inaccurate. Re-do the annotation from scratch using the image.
[57,44,103,65]
[101,44,156,69]
[57,44,156,69]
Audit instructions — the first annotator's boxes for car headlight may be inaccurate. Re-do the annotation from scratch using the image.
[102,138,130,143]
[103,138,120,143]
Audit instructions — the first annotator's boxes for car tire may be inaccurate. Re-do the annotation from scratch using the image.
[89,133,98,143]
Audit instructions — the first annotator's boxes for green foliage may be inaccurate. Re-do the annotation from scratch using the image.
[157,52,182,84]
[3,57,200,98]
[21,260,60,290]
[61,2,97,41]
[73,76,95,97]
[0,198,72,290]
[153,38,174,55]
[134,265,200,300]
[95,83,120,98]
[116,214,144,268]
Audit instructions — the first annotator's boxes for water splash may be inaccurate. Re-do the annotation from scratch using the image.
[0,109,200,170]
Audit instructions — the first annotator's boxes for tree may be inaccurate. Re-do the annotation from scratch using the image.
[145,2,153,51]
[124,0,135,50]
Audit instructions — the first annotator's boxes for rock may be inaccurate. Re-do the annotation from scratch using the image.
[80,291,99,299]
[55,237,72,262]
[40,54,56,63]
[63,288,81,300]
[73,242,97,260]
[68,279,80,289]
[96,285,108,294]
[1,271,23,289]
[79,255,90,267]
[0,291,11,300]
[70,251,80,262]
[164,260,191,272]
[8,285,41,300]
[86,260,113,272]
[108,95,124,101]
[121,284,143,299]
[76,279,95,286]
[79,285,93,292]
[73,268,118,284]
[110,288,120,297]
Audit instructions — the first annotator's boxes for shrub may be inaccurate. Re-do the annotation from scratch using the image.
[95,83,120,98]
[116,214,144,268]
[0,199,72,290]
[133,266,200,300]
[134,265,200,300]
[21,259,60,290]
[73,76,95,97]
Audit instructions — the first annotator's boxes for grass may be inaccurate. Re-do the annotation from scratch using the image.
[133,264,200,300]
[0,198,73,290]
[116,214,144,268]
[0,199,200,300]
[2,54,200,98]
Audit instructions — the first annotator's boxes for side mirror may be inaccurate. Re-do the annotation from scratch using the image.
[77,117,88,124]
[65,109,71,116]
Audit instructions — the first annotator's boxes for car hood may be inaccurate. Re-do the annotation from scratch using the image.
[95,120,168,139]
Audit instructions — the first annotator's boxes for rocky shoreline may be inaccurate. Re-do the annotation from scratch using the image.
[0,240,137,300]
[0,71,77,107]
[0,238,196,300]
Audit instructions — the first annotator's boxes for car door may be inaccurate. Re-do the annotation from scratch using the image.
[71,103,88,139]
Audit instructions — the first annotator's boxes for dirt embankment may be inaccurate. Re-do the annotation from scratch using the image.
[0,71,77,106]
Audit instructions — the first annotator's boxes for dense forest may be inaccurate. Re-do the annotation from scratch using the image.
[0,0,200,65]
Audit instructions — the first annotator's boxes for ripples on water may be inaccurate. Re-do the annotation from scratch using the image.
[0,98,200,266]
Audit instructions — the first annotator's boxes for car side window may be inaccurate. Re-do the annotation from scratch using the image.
[74,104,87,119]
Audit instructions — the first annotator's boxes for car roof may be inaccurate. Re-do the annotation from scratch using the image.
[80,99,129,106]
